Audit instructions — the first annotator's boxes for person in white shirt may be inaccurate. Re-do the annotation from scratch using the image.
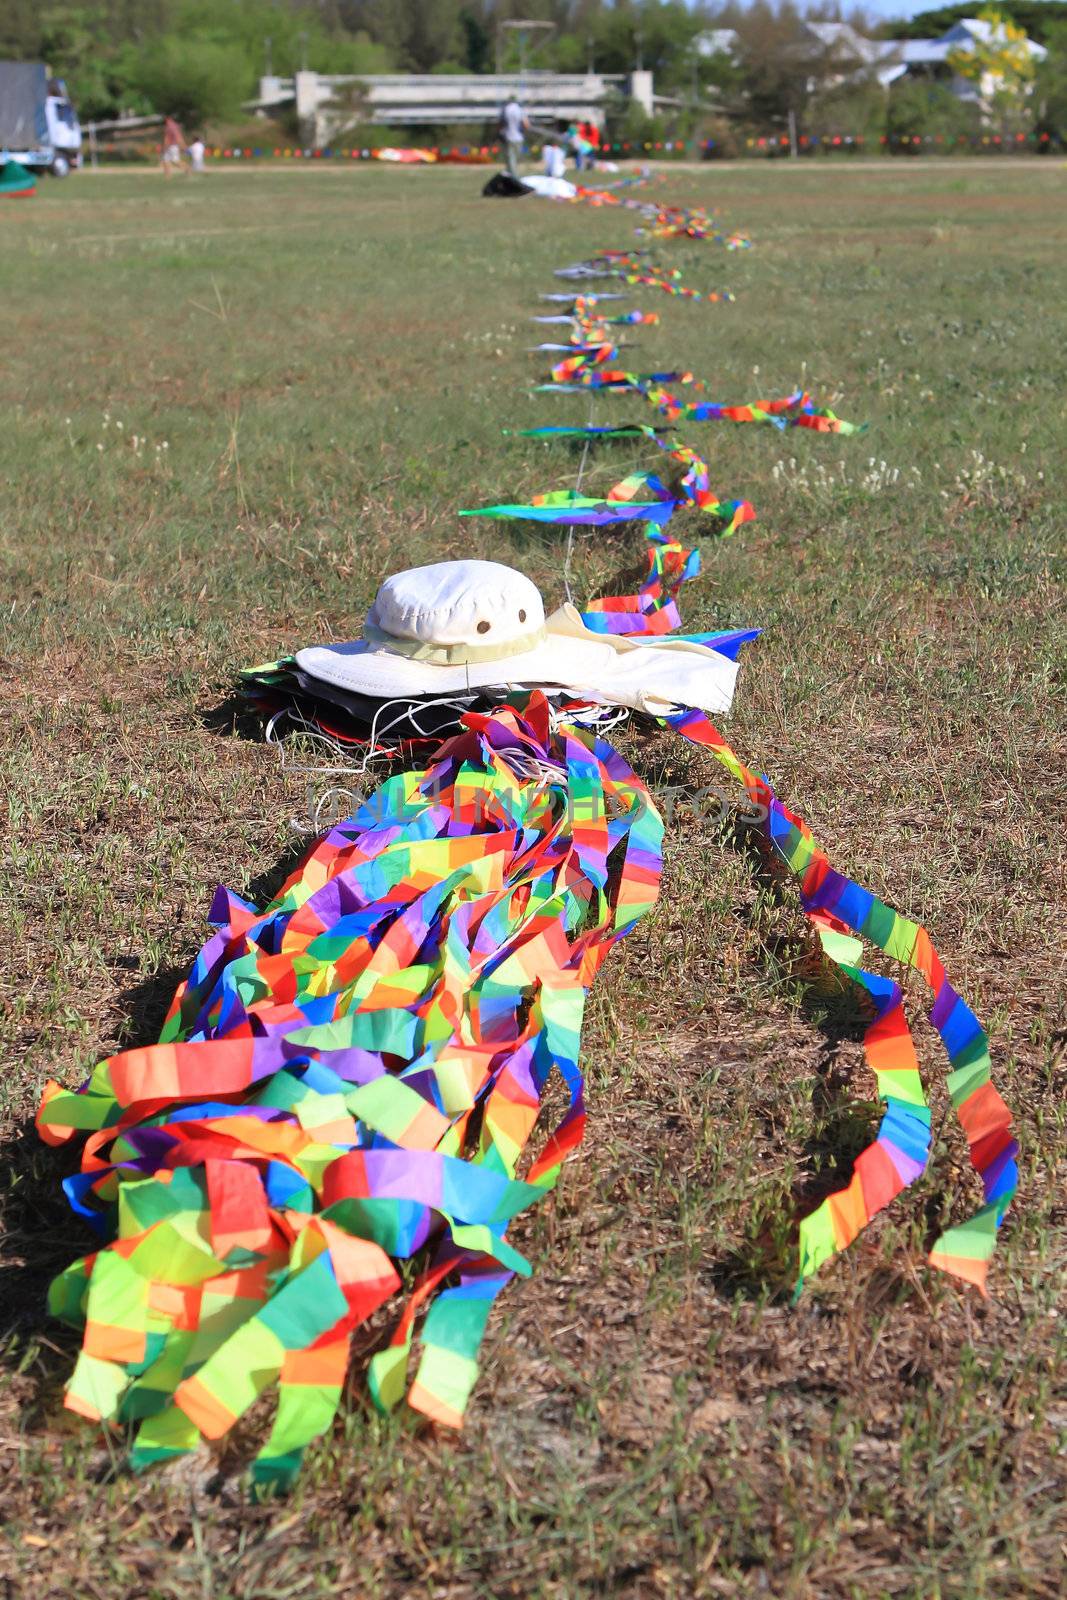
[500,97,529,180]
[188,138,206,174]
[543,140,566,180]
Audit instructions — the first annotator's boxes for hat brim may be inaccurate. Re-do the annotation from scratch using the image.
[295,608,738,717]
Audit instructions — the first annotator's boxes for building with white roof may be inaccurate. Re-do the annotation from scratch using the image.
[901,18,1046,106]
[800,16,1046,111]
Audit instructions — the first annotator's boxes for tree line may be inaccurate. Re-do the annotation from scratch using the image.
[1,1,1064,144]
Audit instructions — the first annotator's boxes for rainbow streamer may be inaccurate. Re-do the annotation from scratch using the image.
[38,699,665,1491]
[643,382,865,436]
[466,434,754,540]
[659,705,1018,1295]
[531,294,861,434]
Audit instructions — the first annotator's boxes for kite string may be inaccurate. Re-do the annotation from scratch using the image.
[562,391,596,605]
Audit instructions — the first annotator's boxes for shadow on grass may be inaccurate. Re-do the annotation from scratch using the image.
[640,779,889,1303]
[0,961,195,1420]
[0,1118,86,1425]
[197,691,268,744]
[715,906,884,1301]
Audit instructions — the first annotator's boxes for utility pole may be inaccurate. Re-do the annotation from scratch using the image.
[788,107,798,158]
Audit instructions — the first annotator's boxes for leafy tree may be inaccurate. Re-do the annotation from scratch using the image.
[885,76,980,145]
[1033,18,1067,140]
[946,5,1037,130]
[886,4,1067,46]
[805,79,887,145]
[342,0,464,70]
[19,2,396,119]
[724,2,826,127]
[588,1,703,86]
[617,99,669,147]
[38,7,127,117]
[459,6,492,72]
[129,36,253,124]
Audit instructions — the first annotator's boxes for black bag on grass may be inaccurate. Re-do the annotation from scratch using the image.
[482,171,529,198]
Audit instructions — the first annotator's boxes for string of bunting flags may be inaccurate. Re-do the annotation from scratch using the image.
[36,174,1017,1494]
[107,129,1060,165]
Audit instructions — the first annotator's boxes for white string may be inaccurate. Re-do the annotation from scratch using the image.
[562,388,597,606]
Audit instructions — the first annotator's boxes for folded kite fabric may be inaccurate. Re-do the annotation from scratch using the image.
[466,436,755,542]
[291,560,741,718]
[520,174,578,200]
[553,255,733,301]
[642,381,865,436]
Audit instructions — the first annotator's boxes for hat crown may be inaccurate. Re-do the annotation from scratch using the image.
[370,561,545,650]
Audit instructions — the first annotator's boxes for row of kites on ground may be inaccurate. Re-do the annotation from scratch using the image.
[36,174,1018,1493]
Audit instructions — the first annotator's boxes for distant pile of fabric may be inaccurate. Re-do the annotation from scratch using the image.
[0,160,36,198]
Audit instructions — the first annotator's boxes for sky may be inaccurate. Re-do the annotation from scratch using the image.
[856,1,939,17]
[686,1,947,21]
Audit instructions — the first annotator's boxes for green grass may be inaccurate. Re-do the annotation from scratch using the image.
[1,163,1065,1598]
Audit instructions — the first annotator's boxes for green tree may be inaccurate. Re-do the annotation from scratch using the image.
[805,79,888,146]
[22,2,397,119]
[725,2,825,128]
[37,4,170,117]
[459,6,492,72]
[589,1,704,88]
[1033,19,1067,141]
[887,4,1067,47]
[885,76,980,146]
[946,5,1037,132]
[345,0,464,71]
[130,36,253,123]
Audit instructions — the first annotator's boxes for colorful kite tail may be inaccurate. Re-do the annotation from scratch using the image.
[664,706,1017,1296]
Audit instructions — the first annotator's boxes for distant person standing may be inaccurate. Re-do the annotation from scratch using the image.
[566,121,592,172]
[188,136,206,173]
[500,96,529,180]
[161,115,186,178]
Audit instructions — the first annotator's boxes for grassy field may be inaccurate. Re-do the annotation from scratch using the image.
[1,162,1065,1599]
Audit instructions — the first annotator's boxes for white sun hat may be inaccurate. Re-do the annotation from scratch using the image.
[295,560,739,717]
